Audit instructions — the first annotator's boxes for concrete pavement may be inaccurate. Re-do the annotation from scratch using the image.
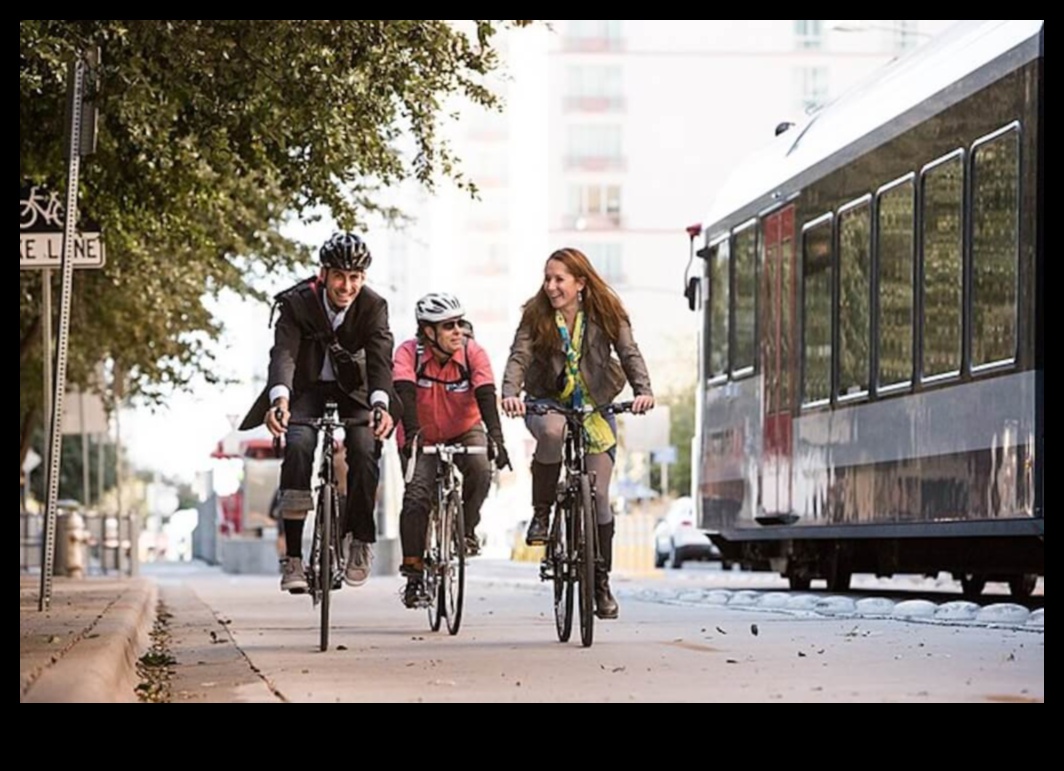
[20,574,157,703]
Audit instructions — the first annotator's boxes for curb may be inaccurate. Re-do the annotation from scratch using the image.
[22,579,159,703]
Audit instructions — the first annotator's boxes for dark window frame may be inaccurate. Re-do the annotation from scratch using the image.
[836,194,875,405]
[800,212,835,410]
[874,173,918,398]
[918,148,967,388]
[731,219,759,380]
[969,121,1023,376]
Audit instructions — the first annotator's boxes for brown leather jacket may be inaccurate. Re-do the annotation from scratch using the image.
[501,315,653,405]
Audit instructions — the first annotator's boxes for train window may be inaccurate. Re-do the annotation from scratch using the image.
[972,124,1021,369]
[838,198,873,399]
[921,151,965,380]
[877,176,916,390]
[733,223,757,375]
[707,240,730,380]
[802,215,834,406]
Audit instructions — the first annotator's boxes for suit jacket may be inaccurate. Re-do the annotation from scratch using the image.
[240,280,397,430]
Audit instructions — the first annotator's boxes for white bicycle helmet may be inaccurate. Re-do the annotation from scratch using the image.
[415,292,465,324]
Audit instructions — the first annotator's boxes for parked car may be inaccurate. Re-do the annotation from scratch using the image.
[653,496,724,569]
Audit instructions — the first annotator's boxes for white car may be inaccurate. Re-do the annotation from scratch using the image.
[654,496,723,569]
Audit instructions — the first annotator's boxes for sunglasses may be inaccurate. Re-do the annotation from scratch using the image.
[438,320,463,331]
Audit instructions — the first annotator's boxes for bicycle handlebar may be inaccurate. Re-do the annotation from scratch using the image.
[421,445,490,456]
[524,400,636,418]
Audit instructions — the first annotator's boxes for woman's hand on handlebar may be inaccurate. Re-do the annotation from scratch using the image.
[501,397,526,419]
[266,399,290,437]
[631,395,655,415]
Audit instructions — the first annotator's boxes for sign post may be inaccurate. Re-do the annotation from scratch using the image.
[32,48,102,612]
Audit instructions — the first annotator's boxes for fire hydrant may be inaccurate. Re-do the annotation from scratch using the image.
[65,511,91,579]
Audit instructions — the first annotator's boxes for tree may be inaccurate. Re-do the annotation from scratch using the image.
[20,19,539,474]
[650,383,696,498]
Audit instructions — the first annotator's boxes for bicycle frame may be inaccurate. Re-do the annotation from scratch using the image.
[412,441,488,636]
[284,402,374,652]
[526,399,633,648]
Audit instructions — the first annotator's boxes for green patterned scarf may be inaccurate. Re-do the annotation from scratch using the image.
[555,310,615,454]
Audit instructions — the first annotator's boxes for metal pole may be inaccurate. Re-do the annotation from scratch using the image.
[81,391,90,507]
[40,54,87,612]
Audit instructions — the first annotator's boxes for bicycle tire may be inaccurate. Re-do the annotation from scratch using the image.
[426,499,444,633]
[552,494,574,643]
[319,484,334,653]
[578,474,596,648]
[444,491,466,636]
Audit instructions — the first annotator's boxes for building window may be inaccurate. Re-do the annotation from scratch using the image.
[574,242,625,286]
[838,199,872,398]
[795,20,824,50]
[567,183,622,229]
[890,20,922,52]
[802,216,834,405]
[565,65,624,112]
[732,224,757,375]
[564,20,624,52]
[877,176,916,389]
[971,124,1021,368]
[566,125,623,170]
[921,151,965,380]
[796,67,829,114]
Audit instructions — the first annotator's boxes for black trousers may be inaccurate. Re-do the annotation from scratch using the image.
[279,383,381,543]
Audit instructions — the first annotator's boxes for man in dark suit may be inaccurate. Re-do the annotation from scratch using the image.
[240,231,396,595]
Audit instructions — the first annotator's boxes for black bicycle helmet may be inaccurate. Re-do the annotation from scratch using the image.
[320,231,372,271]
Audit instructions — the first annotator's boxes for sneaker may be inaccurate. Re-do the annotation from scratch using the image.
[402,575,427,609]
[280,558,308,594]
[344,538,373,587]
[464,534,481,558]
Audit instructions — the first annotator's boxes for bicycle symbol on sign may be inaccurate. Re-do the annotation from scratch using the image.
[20,186,64,231]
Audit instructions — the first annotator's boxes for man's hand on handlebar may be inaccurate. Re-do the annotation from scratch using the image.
[266,399,290,438]
[372,404,395,441]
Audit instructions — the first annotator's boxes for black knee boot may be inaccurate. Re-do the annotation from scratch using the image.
[595,522,619,620]
[526,461,561,546]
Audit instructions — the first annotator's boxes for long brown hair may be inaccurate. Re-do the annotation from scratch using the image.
[520,247,631,356]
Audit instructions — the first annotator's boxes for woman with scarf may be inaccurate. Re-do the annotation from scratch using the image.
[501,247,655,620]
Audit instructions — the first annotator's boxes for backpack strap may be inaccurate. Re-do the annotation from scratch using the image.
[415,337,472,385]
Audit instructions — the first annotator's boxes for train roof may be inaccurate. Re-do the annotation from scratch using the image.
[700,19,1044,241]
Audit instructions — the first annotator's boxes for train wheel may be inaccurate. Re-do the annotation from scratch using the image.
[1008,574,1038,600]
[789,575,811,591]
[961,574,987,599]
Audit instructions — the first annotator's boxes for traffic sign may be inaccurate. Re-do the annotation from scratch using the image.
[19,183,105,269]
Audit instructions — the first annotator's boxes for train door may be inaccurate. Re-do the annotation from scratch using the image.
[760,206,797,519]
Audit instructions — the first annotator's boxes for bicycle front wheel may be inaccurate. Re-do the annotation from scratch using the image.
[319,485,335,653]
[426,504,444,633]
[552,497,574,643]
[577,474,596,648]
[443,492,466,636]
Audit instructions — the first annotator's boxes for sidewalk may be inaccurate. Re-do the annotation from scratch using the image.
[20,574,158,703]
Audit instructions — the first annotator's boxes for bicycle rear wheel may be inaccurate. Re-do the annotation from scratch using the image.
[552,497,574,643]
[577,474,596,648]
[319,485,334,653]
[443,492,466,636]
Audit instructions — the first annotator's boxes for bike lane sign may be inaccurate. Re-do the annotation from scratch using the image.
[20,183,106,270]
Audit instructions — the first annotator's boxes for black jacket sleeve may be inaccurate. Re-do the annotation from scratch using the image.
[395,381,419,443]
[475,384,505,445]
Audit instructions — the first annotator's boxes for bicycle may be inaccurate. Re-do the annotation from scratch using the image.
[404,439,489,636]
[525,399,635,648]
[280,402,379,653]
